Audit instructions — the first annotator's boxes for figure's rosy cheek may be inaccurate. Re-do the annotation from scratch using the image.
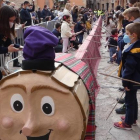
[1,117,14,129]
[57,119,70,131]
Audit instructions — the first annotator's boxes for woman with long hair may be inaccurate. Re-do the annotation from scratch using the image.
[72,5,78,22]
[0,6,20,80]
[117,13,124,31]
[63,3,73,23]
[105,16,116,40]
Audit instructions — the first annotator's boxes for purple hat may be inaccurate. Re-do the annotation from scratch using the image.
[23,26,59,60]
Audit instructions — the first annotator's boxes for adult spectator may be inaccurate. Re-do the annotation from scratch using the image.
[0,6,20,79]
[58,7,64,20]
[37,8,42,23]
[83,10,89,24]
[41,5,51,22]
[10,2,15,9]
[129,0,139,7]
[30,4,38,25]
[0,0,6,8]
[72,5,78,23]
[5,0,10,5]
[54,6,59,17]
[49,8,55,20]
[134,2,140,8]
[18,3,24,12]
[52,23,63,52]
[63,3,73,23]
[20,0,35,26]
[113,5,121,19]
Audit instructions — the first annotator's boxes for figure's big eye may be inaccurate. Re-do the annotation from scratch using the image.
[10,94,24,113]
[41,96,55,116]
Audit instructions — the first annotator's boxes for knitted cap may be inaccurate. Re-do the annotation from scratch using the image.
[23,26,59,60]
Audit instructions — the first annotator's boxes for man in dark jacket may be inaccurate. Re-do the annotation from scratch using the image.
[41,5,51,22]
[20,1,35,26]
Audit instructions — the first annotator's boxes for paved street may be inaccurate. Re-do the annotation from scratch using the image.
[95,27,140,140]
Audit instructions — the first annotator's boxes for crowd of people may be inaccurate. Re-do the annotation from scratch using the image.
[104,0,140,132]
[0,0,140,137]
[0,0,98,80]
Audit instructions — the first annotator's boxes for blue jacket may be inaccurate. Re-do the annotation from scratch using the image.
[118,34,126,51]
[52,29,62,44]
[118,40,140,89]
[74,22,84,35]
[20,5,35,26]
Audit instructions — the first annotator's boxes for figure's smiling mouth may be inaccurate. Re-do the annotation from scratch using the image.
[20,129,53,140]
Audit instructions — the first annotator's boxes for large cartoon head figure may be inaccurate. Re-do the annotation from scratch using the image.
[0,26,89,140]
[0,67,89,140]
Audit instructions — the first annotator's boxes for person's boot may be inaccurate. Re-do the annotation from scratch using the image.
[13,61,21,67]
[116,97,125,104]
[115,104,126,114]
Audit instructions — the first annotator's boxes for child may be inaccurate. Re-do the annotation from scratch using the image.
[115,7,140,114]
[75,18,86,45]
[114,23,140,130]
[86,18,92,35]
[113,7,140,65]
[61,15,76,53]
[108,28,118,63]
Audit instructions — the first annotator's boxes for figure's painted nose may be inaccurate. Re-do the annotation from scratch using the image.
[22,126,33,136]
[22,114,36,136]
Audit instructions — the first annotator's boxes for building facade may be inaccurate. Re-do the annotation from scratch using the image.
[86,0,97,10]
[115,0,129,9]
[94,0,129,11]
[12,0,54,10]
[95,0,116,11]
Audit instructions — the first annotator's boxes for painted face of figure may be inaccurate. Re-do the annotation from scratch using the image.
[0,72,84,140]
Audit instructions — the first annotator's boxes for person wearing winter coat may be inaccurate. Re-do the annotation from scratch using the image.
[61,15,75,53]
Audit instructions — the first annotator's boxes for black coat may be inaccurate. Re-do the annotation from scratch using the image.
[0,34,10,54]
[0,34,11,80]
[20,5,35,26]
[72,12,78,23]
[108,36,117,48]
[41,9,51,21]
[37,10,42,19]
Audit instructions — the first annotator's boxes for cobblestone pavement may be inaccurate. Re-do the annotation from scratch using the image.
[95,28,140,140]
